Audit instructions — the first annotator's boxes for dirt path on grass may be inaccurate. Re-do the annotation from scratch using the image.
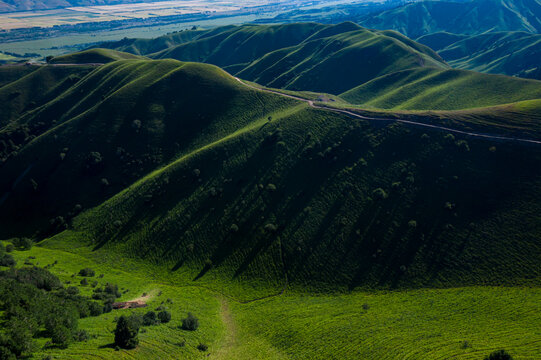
[113,288,159,309]
[211,297,238,360]
[234,77,541,146]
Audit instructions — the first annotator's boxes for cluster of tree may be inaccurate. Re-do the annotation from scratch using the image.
[0,266,113,358]
[114,310,173,349]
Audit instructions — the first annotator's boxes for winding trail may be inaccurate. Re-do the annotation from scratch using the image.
[234,77,541,146]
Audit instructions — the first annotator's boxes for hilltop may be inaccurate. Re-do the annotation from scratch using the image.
[49,48,145,64]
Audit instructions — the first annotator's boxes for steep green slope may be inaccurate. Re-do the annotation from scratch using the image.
[417,32,469,51]
[145,22,446,94]
[1,58,541,294]
[340,67,541,110]
[0,59,296,238]
[362,0,541,38]
[49,48,145,64]
[234,24,446,94]
[429,31,541,80]
[64,95,541,291]
[0,65,93,127]
[153,23,327,71]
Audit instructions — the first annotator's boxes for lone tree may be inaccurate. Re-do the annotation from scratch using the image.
[484,350,513,360]
[114,315,140,349]
[181,312,199,331]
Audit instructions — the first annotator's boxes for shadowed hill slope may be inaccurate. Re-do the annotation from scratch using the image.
[340,67,541,110]
[0,64,94,127]
[0,59,296,237]
[1,59,541,292]
[361,0,541,38]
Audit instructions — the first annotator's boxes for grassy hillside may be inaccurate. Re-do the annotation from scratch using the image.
[425,31,541,80]
[1,58,541,293]
[340,67,541,110]
[49,48,145,64]
[0,64,94,126]
[417,32,469,51]
[94,28,222,56]
[0,59,297,238]
[361,0,541,38]
[232,23,446,94]
[4,239,539,359]
[99,22,447,94]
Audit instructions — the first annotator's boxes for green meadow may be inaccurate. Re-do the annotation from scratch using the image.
[3,236,540,359]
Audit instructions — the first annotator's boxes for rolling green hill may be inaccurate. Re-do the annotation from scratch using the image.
[418,31,541,80]
[2,28,541,357]
[0,64,94,126]
[340,67,541,110]
[361,0,541,38]
[1,59,541,294]
[100,22,447,94]
[49,48,145,64]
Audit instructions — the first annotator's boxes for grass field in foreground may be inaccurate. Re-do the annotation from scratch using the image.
[3,238,540,359]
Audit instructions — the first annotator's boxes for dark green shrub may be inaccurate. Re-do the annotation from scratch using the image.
[181,313,199,331]
[78,268,95,277]
[80,278,88,286]
[88,302,103,316]
[114,315,140,349]
[0,254,15,267]
[158,310,171,324]
[5,244,13,253]
[484,350,513,360]
[51,325,71,348]
[197,343,208,351]
[17,238,32,251]
[142,311,159,326]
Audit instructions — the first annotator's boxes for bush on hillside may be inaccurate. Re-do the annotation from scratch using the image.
[0,254,15,267]
[484,350,513,360]
[5,244,13,253]
[197,343,208,351]
[114,315,140,349]
[158,310,171,324]
[51,325,71,348]
[181,313,199,331]
[78,268,95,277]
[13,238,32,251]
[142,311,159,326]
